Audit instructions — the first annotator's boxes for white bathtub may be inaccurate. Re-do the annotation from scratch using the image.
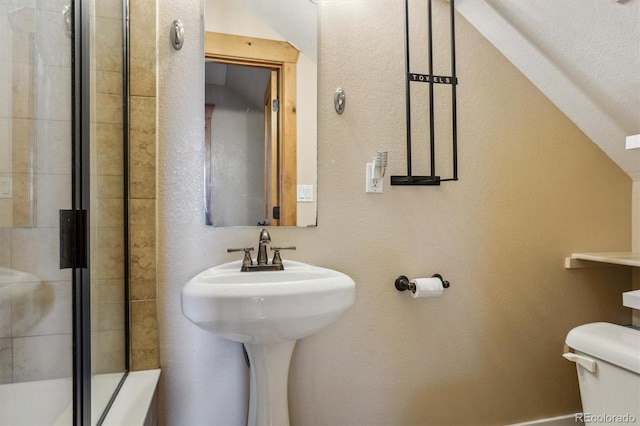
[0,370,160,426]
[0,377,72,425]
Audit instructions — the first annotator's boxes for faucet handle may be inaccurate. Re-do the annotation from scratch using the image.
[227,247,254,267]
[270,246,296,265]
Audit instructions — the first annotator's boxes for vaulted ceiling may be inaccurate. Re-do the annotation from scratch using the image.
[456,0,640,179]
[238,0,640,179]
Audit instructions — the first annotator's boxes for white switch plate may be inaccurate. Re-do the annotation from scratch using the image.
[297,185,313,202]
[365,163,383,193]
[0,177,12,199]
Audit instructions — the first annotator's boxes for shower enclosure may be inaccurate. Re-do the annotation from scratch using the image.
[0,1,128,424]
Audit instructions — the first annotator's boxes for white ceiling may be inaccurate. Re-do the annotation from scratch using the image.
[436,0,640,178]
[241,0,640,178]
[234,0,317,62]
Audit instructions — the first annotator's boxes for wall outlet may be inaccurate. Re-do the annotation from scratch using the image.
[365,163,383,193]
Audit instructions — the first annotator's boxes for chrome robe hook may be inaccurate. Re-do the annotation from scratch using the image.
[171,20,184,50]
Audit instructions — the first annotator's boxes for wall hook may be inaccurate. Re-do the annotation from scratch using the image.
[334,87,346,114]
[171,20,184,50]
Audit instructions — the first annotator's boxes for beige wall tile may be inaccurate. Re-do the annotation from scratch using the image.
[11,62,32,120]
[10,32,33,66]
[130,0,156,97]
[96,71,123,96]
[96,17,124,73]
[92,329,126,374]
[11,173,34,228]
[96,94,123,125]
[0,61,10,118]
[96,197,124,228]
[35,8,71,68]
[96,0,124,19]
[36,66,71,122]
[0,118,10,173]
[131,348,160,371]
[0,229,10,267]
[128,0,158,372]
[0,288,11,338]
[130,60,156,98]
[96,122,124,176]
[7,8,35,34]
[0,199,12,228]
[11,228,72,282]
[36,119,72,175]
[0,338,11,384]
[92,300,125,332]
[13,281,71,338]
[35,173,70,228]
[91,227,125,280]
[12,334,72,382]
[130,300,159,369]
[130,226,156,282]
[129,198,155,226]
[129,166,156,199]
[130,278,156,302]
[11,118,34,174]
[130,96,156,169]
[97,174,124,199]
[92,279,125,304]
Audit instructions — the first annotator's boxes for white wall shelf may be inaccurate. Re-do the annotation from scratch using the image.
[623,290,640,310]
[564,252,640,269]
[565,252,640,311]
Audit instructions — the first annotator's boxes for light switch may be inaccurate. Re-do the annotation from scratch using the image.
[297,185,313,202]
[0,178,12,199]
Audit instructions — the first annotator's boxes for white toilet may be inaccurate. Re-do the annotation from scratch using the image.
[564,322,640,425]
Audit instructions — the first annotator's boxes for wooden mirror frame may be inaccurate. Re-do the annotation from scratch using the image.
[205,31,299,225]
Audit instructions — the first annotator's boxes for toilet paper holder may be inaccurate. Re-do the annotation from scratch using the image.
[395,274,450,293]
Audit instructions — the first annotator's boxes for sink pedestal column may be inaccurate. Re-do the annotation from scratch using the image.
[244,341,296,426]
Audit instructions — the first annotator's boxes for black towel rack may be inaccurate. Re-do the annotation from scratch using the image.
[391,0,459,186]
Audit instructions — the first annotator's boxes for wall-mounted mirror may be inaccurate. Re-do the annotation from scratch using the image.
[204,0,317,227]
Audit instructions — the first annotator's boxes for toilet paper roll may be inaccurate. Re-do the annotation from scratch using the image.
[410,277,443,298]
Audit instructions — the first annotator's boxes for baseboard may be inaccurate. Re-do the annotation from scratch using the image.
[509,413,583,426]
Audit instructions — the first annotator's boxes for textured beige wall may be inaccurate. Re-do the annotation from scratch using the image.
[156,0,632,424]
[289,1,632,424]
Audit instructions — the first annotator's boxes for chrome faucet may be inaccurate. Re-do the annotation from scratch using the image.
[227,229,296,272]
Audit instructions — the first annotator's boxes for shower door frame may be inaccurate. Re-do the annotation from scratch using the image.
[72,0,91,423]
[72,0,131,424]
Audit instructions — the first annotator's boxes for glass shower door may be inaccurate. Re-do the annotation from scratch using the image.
[0,0,75,424]
[0,1,128,424]
[87,0,128,423]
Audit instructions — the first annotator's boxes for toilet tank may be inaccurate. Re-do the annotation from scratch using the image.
[565,322,640,425]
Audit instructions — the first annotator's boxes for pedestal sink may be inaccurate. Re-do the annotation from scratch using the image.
[181,260,356,426]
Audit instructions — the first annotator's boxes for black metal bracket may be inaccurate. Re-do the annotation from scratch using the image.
[392,0,458,186]
[395,274,451,293]
[59,209,87,269]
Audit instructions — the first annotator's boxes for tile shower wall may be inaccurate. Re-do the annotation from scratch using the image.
[0,1,73,384]
[128,0,160,371]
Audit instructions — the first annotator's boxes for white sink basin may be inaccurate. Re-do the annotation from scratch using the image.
[181,260,355,344]
[181,260,355,426]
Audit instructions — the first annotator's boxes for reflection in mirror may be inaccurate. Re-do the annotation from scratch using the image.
[204,0,317,227]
